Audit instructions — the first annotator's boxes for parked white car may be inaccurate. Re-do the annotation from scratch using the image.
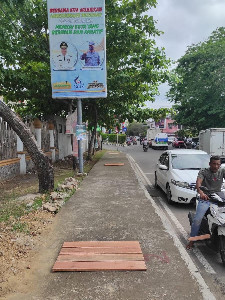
[154,149,210,204]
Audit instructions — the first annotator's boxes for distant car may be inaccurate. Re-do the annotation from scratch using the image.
[168,137,175,145]
[154,149,210,204]
[172,138,186,148]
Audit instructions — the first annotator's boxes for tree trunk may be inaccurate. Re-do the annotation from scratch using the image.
[87,103,97,160]
[0,100,54,193]
[87,125,97,160]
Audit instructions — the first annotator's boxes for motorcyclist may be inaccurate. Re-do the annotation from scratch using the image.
[186,155,225,249]
[143,138,148,149]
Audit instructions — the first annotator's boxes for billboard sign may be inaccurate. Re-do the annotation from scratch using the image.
[47,0,107,99]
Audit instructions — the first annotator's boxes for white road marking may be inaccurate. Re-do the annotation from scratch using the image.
[127,154,216,300]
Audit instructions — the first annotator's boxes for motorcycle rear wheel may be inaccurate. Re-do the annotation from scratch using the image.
[219,235,225,265]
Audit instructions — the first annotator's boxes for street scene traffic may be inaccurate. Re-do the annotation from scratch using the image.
[103,141,225,295]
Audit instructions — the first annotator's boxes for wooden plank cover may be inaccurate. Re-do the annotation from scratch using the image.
[53,261,146,272]
[60,247,141,255]
[52,241,146,272]
[57,253,144,262]
[104,163,124,166]
[63,241,141,248]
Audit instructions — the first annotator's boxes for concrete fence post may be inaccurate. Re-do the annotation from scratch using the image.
[17,135,26,175]
[48,121,55,163]
[33,118,42,149]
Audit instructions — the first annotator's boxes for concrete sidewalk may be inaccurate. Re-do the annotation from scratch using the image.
[5,151,216,300]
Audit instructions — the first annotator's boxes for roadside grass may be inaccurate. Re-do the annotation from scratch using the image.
[84,149,106,173]
[54,169,74,189]
[12,221,30,234]
[0,150,106,232]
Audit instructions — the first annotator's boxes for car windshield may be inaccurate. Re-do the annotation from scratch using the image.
[171,154,210,170]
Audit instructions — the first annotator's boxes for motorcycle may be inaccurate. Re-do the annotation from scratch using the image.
[188,186,225,265]
[143,144,148,152]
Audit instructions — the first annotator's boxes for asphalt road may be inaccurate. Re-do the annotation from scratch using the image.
[103,142,225,295]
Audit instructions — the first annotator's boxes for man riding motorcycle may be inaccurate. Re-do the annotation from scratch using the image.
[142,138,149,152]
[142,138,148,148]
[186,155,225,249]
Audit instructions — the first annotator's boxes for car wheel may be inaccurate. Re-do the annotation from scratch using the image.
[154,173,159,188]
[166,184,173,205]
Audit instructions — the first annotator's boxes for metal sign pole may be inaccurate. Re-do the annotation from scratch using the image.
[77,98,83,173]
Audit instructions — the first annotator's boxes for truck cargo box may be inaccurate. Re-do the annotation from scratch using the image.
[199,128,225,156]
[152,133,168,150]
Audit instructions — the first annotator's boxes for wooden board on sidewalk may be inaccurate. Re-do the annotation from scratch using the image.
[104,163,124,166]
[52,241,146,272]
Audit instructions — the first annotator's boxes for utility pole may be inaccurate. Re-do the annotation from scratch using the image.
[77,98,83,173]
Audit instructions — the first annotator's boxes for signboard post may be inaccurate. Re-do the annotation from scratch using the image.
[47,0,106,173]
[77,99,83,173]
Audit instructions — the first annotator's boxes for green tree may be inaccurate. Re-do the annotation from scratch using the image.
[0,100,54,192]
[0,0,70,117]
[0,0,171,160]
[168,27,225,133]
[0,0,57,192]
[83,0,171,157]
[127,122,147,137]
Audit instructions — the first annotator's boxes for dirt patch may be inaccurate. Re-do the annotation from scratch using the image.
[0,210,55,297]
[0,151,106,298]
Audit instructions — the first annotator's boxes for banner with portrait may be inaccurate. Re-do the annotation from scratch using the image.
[47,0,107,99]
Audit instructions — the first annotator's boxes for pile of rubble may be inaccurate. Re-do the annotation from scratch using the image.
[17,177,80,214]
[42,177,79,213]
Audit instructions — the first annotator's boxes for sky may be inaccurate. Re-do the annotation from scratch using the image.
[146,0,225,109]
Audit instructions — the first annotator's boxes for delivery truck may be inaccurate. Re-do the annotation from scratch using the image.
[152,133,168,150]
[147,128,161,141]
[199,128,225,157]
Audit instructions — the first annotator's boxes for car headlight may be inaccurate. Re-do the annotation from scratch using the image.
[171,179,193,189]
